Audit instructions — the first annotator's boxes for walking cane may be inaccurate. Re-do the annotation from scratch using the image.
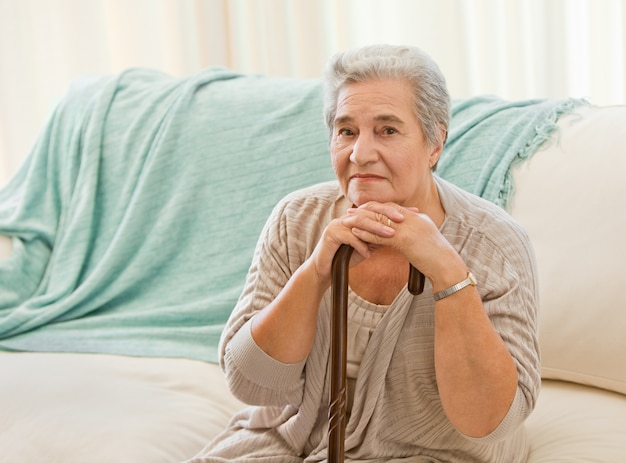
[328,244,424,463]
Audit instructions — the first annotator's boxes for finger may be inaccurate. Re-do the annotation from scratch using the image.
[376,214,394,229]
[344,212,396,238]
[356,202,405,223]
[350,240,372,261]
[346,206,399,233]
[351,226,388,245]
[327,217,373,260]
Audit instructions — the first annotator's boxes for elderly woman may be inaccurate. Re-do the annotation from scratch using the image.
[188,44,540,462]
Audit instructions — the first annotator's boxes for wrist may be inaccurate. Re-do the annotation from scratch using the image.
[430,267,468,293]
[433,272,477,301]
[300,257,331,295]
[426,252,468,293]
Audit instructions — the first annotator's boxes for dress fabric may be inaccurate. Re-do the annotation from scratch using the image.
[346,292,387,417]
[185,176,541,463]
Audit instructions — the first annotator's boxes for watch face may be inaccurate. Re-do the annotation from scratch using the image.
[468,272,477,286]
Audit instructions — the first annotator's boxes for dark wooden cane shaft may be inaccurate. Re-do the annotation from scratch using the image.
[329,244,353,463]
[328,246,424,463]
[408,264,425,295]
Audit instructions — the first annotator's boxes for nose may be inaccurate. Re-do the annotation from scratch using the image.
[349,133,379,165]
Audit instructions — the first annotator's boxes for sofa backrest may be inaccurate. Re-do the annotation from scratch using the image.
[3,67,617,378]
[510,104,626,395]
[0,68,335,361]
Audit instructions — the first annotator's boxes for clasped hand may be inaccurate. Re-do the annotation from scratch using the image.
[311,201,456,288]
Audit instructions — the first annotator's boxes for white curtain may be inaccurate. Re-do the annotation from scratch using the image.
[1,0,624,185]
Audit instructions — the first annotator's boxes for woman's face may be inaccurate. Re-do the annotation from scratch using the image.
[330,78,442,208]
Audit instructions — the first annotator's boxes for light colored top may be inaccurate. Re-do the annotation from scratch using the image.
[346,294,387,417]
[191,176,540,463]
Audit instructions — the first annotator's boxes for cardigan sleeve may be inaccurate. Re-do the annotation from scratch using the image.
[218,183,339,407]
[223,320,307,406]
[218,196,305,406]
[436,177,541,444]
[218,183,340,407]
[453,212,541,443]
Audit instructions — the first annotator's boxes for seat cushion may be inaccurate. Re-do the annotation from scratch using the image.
[526,380,626,462]
[0,352,244,463]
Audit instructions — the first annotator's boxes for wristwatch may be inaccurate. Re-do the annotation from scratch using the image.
[433,272,477,301]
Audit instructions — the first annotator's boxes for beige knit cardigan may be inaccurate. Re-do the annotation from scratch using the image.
[188,176,541,463]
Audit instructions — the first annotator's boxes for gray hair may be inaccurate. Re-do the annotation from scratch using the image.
[322,44,450,150]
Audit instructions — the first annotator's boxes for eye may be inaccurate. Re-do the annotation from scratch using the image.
[338,128,355,137]
[382,127,397,135]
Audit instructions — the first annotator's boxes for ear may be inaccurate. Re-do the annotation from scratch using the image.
[429,126,447,170]
[428,143,443,167]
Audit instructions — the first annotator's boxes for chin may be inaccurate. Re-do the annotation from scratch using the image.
[349,194,392,207]
[346,185,401,207]
[347,192,370,207]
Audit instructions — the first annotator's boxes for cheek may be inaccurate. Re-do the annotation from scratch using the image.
[397,142,431,170]
[330,141,350,175]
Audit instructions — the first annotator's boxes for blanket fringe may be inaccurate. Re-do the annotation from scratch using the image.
[499,97,589,208]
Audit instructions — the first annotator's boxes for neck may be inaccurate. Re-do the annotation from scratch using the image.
[414,177,445,227]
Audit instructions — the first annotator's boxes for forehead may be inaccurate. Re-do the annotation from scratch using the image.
[334,78,416,124]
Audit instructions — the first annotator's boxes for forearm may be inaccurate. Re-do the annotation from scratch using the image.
[434,285,518,438]
[250,258,328,364]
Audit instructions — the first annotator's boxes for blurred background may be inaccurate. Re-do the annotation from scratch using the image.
[1,0,625,186]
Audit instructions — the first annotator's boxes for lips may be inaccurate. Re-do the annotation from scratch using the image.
[350,173,385,180]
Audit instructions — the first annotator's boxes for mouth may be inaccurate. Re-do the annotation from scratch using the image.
[350,173,385,181]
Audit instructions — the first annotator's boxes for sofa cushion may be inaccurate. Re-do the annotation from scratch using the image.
[510,104,626,394]
[0,352,245,463]
[526,380,626,462]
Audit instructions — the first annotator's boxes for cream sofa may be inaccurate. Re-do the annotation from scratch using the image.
[1,69,625,462]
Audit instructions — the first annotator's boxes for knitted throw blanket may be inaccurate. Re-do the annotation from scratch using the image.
[0,68,586,362]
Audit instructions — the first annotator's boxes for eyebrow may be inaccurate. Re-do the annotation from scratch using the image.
[333,114,405,126]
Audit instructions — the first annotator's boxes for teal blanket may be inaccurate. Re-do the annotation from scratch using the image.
[440,95,586,208]
[0,68,585,362]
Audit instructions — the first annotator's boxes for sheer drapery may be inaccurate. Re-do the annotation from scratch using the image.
[1,0,624,184]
